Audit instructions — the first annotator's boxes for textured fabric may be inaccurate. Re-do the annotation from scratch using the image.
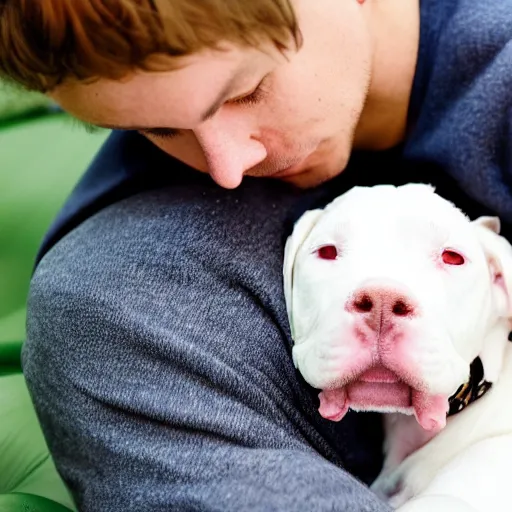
[24,179,388,511]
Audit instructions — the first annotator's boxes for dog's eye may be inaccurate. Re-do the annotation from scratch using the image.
[442,249,465,266]
[317,245,338,260]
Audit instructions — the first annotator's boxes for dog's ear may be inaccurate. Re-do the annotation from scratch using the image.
[474,215,501,234]
[283,209,323,339]
[472,216,512,381]
[473,216,512,319]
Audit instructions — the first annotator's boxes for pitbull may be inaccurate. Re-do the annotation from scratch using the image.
[283,184,512,512]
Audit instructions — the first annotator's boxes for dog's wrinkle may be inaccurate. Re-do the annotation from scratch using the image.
[374,307,384,338]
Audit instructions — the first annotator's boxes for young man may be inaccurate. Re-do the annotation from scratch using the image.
[1,0,511,510]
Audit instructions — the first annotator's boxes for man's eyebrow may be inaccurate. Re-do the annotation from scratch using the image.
[76,70,243,133]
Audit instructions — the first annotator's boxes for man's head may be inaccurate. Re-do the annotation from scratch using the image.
[0,0,418,188]
[284,184,512,431]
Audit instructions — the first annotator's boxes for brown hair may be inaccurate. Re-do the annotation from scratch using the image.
[0,0,300,93]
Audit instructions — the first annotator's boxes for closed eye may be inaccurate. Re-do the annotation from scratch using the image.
[227,75,269,106]
[137,75,270,140]
[140,127,181,140]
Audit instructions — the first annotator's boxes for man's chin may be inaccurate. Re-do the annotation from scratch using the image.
[278,167,343,189]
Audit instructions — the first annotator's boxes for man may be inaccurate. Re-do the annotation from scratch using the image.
[1,0,511,510]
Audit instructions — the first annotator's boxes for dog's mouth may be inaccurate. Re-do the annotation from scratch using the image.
[318,365,449,432]
[348,366,412,408]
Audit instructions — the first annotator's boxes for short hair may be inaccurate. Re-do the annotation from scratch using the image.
[0,0,300,92]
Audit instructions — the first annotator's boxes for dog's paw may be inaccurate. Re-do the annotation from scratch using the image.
[371,458,434,508]
[371,469,411,507]
[388,490,413,509]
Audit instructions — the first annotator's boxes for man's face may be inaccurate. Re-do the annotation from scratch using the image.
[51,0,373,189]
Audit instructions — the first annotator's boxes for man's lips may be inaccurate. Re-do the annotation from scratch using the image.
[317,365,449,432]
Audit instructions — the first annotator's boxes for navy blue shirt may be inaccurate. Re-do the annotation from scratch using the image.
[36,0,512,264]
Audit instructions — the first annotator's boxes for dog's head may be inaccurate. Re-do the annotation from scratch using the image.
[284,184,512,432]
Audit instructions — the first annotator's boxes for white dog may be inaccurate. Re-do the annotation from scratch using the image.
[283,184,512,512]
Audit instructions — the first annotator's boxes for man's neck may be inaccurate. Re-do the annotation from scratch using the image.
[353,0,421,151]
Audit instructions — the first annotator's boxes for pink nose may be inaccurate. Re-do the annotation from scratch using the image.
[347,286,417,333]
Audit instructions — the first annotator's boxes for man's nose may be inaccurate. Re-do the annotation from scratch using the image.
[194,114,267,189]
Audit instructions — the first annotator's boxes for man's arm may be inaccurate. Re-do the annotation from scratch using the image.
[23,181,388,511]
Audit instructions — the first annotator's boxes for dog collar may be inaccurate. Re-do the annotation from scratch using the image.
[447,356,492,417]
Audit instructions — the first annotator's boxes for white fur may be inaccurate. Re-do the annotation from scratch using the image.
[284,184,512,511]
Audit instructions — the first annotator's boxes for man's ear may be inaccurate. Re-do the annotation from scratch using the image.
[283,209,323,340]
[472,216,512,319]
